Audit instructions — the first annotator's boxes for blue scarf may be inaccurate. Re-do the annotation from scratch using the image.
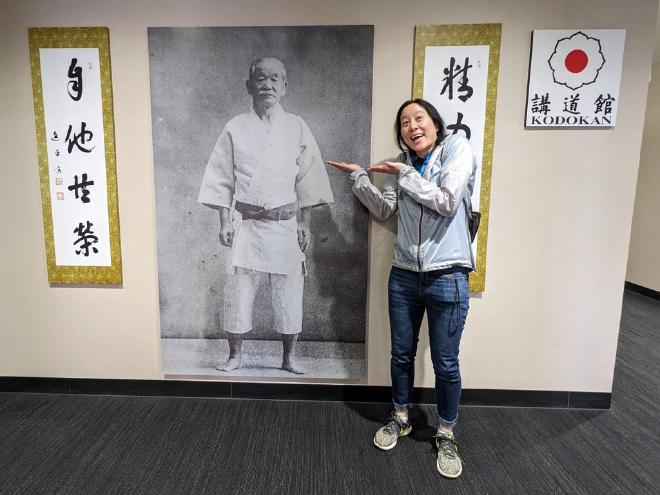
[411,149,434,177]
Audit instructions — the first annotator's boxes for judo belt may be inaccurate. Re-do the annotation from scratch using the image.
[234,201,297,221]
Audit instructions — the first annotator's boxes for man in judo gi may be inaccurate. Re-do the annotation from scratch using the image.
[198,58,334,374]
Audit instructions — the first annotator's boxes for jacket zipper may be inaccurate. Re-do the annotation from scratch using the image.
[417,204,423,270]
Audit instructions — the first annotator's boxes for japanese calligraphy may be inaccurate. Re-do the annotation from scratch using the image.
[440,57,473,102]
[65,122,94,153]
[446,112,471,140]
[67,173,95,203]
[73,220,99,256]
[67,58,83,101]
[31,30,120,277]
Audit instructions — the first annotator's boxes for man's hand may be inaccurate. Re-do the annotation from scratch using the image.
[297,226,309,252]
[219,207,234,247]
[367,161,406,175]
[325,160,362,173]
[298,207,311,252]
[219,224,234,247]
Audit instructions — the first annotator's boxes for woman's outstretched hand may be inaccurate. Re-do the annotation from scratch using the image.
[325,160,362,173]
[327,160,407,175]
[367,161,406,175]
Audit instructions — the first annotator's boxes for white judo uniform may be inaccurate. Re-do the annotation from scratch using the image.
[198,104,334,334]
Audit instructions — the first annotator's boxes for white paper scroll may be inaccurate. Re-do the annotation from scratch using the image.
[40,47,111,266]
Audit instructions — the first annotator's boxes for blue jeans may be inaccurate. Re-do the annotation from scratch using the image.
[388,265,470,428]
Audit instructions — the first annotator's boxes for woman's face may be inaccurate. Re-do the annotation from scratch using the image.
[399,103,439,157]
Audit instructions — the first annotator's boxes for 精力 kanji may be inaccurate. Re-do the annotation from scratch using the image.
[440,57,473,102]
[446,112,471,140]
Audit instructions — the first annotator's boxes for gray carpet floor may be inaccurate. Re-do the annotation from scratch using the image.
[0,289,658,494]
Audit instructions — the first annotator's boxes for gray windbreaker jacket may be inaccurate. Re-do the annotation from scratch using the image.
[349,134,477,272]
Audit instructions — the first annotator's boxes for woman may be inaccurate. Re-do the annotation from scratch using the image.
[326,99,476,479]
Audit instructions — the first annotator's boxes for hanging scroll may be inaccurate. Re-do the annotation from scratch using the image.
[413,24,501,292]
[29,27,122,284]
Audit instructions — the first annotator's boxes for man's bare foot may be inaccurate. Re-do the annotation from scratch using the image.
[217,356,242,372]
[282,361,305,374]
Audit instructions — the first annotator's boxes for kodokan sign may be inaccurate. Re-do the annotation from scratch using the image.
[525,29,625,128]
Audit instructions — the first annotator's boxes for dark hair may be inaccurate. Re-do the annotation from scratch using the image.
[394,99,446,153]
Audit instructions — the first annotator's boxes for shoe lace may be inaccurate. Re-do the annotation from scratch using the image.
[434,434,458,460]
[382,414,407,434]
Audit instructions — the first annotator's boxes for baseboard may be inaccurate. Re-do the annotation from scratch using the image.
[0,377,611,410]
[625,281,660,301]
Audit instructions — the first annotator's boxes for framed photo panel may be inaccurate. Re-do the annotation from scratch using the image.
[148,26,373,380]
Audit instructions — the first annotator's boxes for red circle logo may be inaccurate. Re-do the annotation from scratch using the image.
[564,49,588,73]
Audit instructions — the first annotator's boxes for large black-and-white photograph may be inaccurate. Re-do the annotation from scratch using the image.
[148,26,373,380]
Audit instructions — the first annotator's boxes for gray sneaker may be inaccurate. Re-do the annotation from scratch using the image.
[434,432,463,478]
[373,414,412,451]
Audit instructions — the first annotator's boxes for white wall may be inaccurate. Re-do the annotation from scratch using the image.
[1,0,657,392]
[627,61,660,292]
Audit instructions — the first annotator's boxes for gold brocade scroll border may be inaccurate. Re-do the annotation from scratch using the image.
[412,24,501,292]
[28,27,122,285]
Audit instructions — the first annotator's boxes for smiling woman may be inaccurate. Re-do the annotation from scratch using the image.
[397,100,442,158]
[326,98,478,479]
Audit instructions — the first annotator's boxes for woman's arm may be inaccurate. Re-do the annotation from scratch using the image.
[350,169,397,222]
[326,161,398,222]
[397,135,475,217]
